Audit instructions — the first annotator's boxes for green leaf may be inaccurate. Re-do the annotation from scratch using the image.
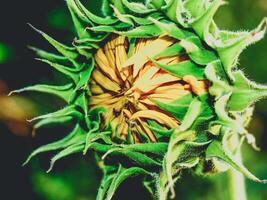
[153,43,184,59]
[163,0,180,23]
[148,120,174,139]
[67,1,91,39]
[29,105,83,123]
[75,59,95,90]
[149,18,190,40]
[29,46,69,63]
[28,24,79,61]
[117,24,163,38]
[90,23,162,38]
[121,143,168,156]
[163,129,209,198]
[216,18,267,79]
[214,93,246,134]
[47,143,85,172]
[33,116,74,130]
[205,61,267,111]
[9,83,74,103]
[68,0,118,25]
[148,0,165,9]
[103,149,162,167]
[101,0,113,16]
[178,98,202,131]
[23,124,85,165]
[121,0,156,14]
[228,70,267,111]
[180,36,217,65]
[190,0,225,39]
[153,93,193,121]
[96,166,117,200]
[105,165,151,200]
[205,60,231,99]
[151,59,205,79]
[206,140,267,183]
[36,58,84,83]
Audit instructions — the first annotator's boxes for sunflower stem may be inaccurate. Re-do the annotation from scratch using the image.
[227,135,247,200]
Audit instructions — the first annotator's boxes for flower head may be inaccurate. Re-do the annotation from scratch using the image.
[90,34,208,143]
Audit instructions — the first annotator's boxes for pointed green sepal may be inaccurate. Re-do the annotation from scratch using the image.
[29,105,83,123]
[9,83,74,103]
[153,93,194,121]
[28,24,79,61]
[151,58,205,79]
[47,143,85,172]
[216,18,267,79]
[68,0,118,25]
[23,124,85,166]
[121,0,156,14]
[228,70,267,111]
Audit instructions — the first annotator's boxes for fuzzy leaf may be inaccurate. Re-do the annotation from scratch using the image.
[216,18,267,79]
[206,140,267,183]
[190,0,225,39]
[214,93,247,134]
[228,70,267,111]
[119,143,168,156]
[205,60,230,99]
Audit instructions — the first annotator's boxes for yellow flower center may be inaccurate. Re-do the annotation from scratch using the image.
[89,35,208,143]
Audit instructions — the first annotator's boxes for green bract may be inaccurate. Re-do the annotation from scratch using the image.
[12,0,267,199]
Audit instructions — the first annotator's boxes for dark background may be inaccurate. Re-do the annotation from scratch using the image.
[0,1,267,200]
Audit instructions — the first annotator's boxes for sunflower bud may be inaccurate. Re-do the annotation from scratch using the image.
[90,34,208,144]
[14,0,267,199]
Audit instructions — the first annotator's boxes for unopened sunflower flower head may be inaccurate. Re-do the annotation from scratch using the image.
[12,0,267,199]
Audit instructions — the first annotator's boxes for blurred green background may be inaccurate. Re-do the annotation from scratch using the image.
[0,0,266,199]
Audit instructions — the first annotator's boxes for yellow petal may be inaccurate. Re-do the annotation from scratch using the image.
[92,70,121,92]
[134,73,180,93]
[104,39,116,69]
[90,83,104,94]
[123,36,175,77]
[95,48,119,82]
[115,36,129,80]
